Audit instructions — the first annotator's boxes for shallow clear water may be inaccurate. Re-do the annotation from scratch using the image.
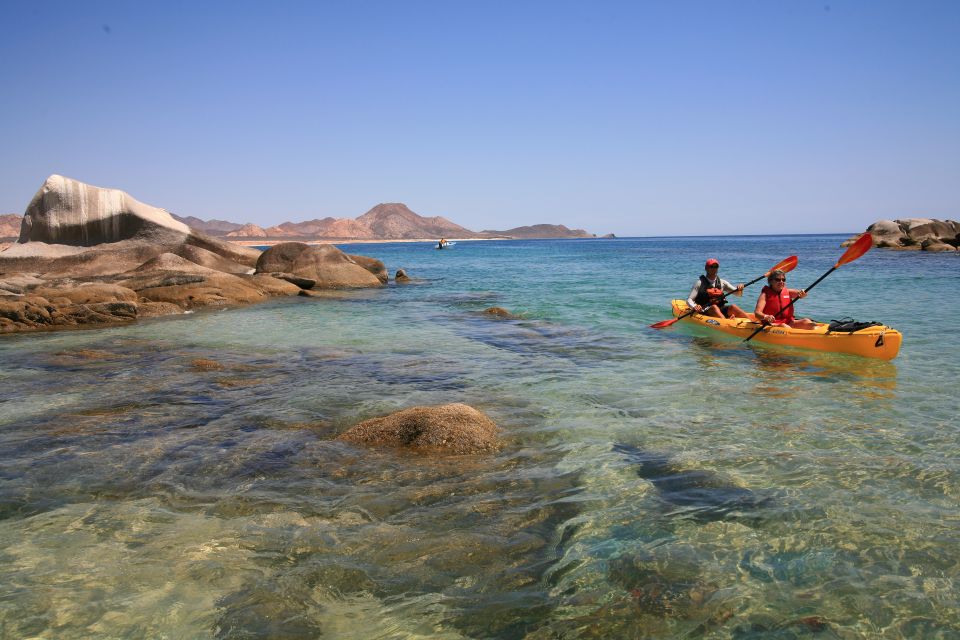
[1,235,958,638]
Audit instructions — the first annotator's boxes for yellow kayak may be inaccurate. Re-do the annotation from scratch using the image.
[670,300,902,360]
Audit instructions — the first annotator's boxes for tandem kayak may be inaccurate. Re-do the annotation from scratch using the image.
[670,299,902,360]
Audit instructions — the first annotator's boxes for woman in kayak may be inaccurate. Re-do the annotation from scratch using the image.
[755,269,815,329]
[687,258,750,319]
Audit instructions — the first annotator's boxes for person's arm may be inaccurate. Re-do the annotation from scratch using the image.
[789,288,807,301]
[720,279,744,297]
[687,280,701,310]
[754,291,773,324]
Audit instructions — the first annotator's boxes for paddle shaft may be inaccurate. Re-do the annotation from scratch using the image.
[743,265,836,342]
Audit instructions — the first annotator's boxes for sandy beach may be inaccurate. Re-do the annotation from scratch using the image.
[227,237,509,246]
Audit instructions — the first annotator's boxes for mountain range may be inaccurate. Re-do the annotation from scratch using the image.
[1,203,603,241]
[0,214,22,238]
[176,203,598,240]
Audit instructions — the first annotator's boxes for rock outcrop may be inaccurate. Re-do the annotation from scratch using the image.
[337,403,501,454]
[255,243,384,288]
[18,175,190,246]
[844,218,960,251]
[0,176,396,334]
[0,175,260,277]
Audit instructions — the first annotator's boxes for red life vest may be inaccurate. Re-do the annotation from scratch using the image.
[760,285,795,323]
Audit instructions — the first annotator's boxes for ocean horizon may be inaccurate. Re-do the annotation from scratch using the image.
[2,234,958,638]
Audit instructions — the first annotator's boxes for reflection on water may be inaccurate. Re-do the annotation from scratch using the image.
[682,334,898,400]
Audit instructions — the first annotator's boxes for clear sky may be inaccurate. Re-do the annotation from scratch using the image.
[1,1,957,236]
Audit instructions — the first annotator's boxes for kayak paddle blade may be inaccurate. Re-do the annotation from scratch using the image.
[650,317,680,329]
[774,255,799,274]
[836,232,873,267]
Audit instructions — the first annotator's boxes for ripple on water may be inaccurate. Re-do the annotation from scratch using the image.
[1,237,959,637]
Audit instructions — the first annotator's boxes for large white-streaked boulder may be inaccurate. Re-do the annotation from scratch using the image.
[19,174,190,245]
[0,175,260,276]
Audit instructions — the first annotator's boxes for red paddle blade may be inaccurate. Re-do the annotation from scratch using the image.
[836,232,873,267]
[650,317,680,329]
[772,255,798,274]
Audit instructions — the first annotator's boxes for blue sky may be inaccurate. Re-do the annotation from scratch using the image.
[1,1,957,236]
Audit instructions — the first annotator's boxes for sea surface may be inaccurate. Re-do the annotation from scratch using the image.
[1,235,958,639]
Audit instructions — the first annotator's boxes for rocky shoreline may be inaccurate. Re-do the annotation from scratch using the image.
[1,175,508,455]
[0,176,401,335]
[843,218,960,252]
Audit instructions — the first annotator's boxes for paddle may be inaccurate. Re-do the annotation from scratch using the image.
[650,255,799,329]
[743,232,873,343]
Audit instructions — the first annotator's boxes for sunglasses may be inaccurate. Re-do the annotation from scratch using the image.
[772,278,786,282]
[706,265,719,269]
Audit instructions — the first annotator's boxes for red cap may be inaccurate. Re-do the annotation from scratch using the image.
[705,258,719,267]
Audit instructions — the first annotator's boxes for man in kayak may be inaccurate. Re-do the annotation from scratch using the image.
[687,258,750,318]
[754,269,815,329]
[438,238,447,249]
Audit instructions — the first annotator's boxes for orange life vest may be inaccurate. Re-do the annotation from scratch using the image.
[694,276,727,307]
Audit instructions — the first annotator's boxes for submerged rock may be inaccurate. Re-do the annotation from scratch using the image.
[338,403,501,454]
[483,306,518,318]
[613,443,771,523]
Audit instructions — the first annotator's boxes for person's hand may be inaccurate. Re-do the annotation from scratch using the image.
[735,283,744,296]
[797,289,807,298]
[694,304,703,312]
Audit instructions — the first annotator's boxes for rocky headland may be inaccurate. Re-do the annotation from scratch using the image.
[0,175,392,334]
[843,218,960,252]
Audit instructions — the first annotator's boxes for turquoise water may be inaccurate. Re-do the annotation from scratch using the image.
[1,235,958,638]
